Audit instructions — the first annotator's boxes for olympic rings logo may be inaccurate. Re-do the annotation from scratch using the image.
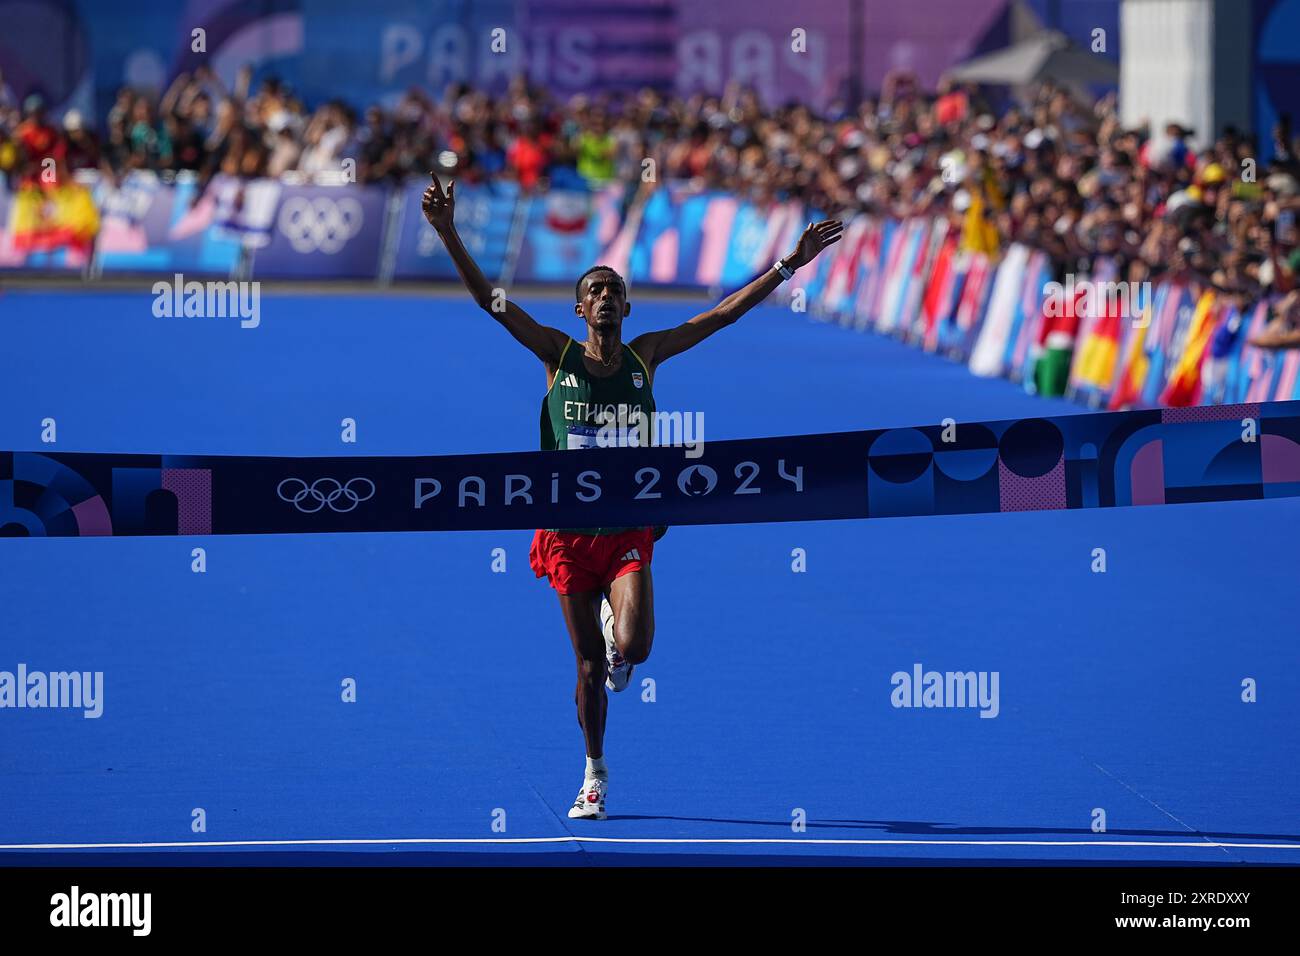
[277,478,376,513]
[277,196,364,254]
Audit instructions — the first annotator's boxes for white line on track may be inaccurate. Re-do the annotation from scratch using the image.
[2,838,1298,850]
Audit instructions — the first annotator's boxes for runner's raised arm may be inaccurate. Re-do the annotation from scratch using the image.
[630,218,843,369]
[422,172,567,365]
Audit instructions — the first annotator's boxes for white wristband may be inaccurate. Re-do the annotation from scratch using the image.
[774,259,794,281]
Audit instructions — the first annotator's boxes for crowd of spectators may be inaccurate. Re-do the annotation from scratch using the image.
[3,63,1299,345]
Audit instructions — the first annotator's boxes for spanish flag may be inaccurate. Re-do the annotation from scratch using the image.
[1159,291,1219,407]
[9,180,100,256]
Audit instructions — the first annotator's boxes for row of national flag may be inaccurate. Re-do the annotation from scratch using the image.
[6,172,1298,411]
[798,213,1300,409]
[1072,279,1298,408]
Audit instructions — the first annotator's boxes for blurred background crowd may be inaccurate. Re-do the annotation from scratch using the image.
[3,58,1300,347]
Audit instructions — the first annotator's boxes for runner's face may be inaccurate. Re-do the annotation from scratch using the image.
[577,272,628,333]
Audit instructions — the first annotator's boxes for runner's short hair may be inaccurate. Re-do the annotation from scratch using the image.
[576,265,626,302]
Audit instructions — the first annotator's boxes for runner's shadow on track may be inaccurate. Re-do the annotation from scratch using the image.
[607,816,1300,842]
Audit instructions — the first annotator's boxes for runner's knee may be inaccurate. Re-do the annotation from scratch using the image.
[619,619,654,664]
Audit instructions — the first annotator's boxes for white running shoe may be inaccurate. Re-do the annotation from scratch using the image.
[567,776,607,820]
[600,595,633,692]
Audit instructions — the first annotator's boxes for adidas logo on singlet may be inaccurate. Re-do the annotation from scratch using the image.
[557,373,580,388]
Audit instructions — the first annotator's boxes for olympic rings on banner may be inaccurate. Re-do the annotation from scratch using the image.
[276,196,364,254]
[277,477,376,513]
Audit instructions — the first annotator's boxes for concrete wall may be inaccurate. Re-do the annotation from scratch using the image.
[1120,0,1252,146]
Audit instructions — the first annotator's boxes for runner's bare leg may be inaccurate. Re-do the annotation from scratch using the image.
[558,591,607,756]
[607,567,655,664]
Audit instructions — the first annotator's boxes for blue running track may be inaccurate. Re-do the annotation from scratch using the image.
[1,288,1297,866]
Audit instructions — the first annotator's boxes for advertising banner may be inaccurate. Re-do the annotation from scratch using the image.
[251,183,388,279]
[94,172,241,275]
[512,186,625,284]
[391,181,516,282]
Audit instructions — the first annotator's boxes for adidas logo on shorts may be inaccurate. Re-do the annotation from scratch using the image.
[621,549,640,562]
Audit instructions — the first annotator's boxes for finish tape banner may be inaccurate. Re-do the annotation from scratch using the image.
[3,402,1299,537]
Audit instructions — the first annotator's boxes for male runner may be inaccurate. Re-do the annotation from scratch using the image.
[423,172,841,818]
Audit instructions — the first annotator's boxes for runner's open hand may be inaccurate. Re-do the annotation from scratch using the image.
[422,172,456,231]
[787,219,844,268]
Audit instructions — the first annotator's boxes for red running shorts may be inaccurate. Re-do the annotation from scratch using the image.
[529,527,655,595]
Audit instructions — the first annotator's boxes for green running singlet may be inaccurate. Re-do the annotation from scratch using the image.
[540,336,656,536]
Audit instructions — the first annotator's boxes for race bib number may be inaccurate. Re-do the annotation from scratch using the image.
[566,423,648,449]
[566,425,601,450]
